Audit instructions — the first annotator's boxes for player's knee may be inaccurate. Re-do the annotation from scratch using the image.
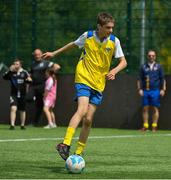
[83,116,92,127]
[11,106,17,112]
[153,107,159,113]
[143,106,149,112]
[43,106,49,112]
[77,108,88,118]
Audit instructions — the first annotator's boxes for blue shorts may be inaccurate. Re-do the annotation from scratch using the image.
[142,90,160,107]
[75,83,103,106]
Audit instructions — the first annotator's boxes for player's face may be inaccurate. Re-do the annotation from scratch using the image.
[13,61,21,71]
[98,22,114,38]
[147,51,156,63]
[33,49,43,61]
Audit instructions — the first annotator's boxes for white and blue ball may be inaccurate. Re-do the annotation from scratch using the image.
[65,154,85,173]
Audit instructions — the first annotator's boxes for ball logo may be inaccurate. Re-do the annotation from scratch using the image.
[65,155,85,174]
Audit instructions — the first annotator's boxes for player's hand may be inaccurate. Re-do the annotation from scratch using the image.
[160,89,165,97]
[42,52,54,59]
[9,65,16,72]
[106,69,116,80]
[26,76,32,82]
[138,89,144,96]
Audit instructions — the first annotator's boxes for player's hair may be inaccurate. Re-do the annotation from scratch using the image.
[97,12,115,26]
[46,67,56,85]
[32,48,43,55]
[147,49,156,55]
[14,58,23,66]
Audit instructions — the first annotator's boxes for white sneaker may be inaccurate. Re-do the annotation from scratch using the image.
[52,123,57,128]
[43,124,53,129]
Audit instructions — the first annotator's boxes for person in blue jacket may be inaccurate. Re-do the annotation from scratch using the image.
[137,49,166,132]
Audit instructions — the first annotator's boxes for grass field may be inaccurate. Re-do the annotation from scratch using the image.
[0,124,171,179]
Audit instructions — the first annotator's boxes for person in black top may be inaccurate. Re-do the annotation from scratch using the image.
[29,48,60,126]
[3,59,32,130]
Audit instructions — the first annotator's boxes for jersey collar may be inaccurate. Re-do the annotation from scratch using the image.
[94,31,109,43]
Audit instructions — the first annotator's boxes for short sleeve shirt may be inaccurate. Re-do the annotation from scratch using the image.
[74,31,124,58]
[31,60,54,85]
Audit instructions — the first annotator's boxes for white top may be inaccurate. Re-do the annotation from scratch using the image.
[148,62,155,70]
[74,31,124,58]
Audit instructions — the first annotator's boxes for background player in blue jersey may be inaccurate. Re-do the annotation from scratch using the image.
[137,50,166,132]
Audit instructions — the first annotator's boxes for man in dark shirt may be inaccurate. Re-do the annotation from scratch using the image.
[137,50,166,132]
[3,59,32,130]
[29,48,60,126]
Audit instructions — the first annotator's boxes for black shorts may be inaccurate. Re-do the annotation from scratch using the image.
[10,96,26,111]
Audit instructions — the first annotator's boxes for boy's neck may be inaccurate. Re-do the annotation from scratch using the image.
[148,60,155,64]
[96,31,105,42]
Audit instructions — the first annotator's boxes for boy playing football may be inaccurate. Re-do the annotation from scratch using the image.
[42,12,127,160]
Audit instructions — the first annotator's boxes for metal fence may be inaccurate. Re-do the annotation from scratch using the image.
[0,0,171,74]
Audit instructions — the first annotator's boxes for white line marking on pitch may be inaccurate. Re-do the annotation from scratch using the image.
[0,134,171,143]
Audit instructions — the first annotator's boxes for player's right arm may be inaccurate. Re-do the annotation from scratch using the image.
[2,65,15,80]
[42,42,77,59]
[137,80,144,96]
[42,32,87,60]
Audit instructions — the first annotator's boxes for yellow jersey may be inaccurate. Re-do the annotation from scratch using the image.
[75,31,115,92]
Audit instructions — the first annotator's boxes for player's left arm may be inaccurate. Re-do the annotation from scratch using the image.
[159,65,166,96]
[25,70,32,83]
[23,70,32,93]
[106,56,127,80]
[160,79,166,97]
[106,37,127,80]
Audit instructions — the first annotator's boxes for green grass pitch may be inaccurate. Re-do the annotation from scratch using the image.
[0,125,171,179]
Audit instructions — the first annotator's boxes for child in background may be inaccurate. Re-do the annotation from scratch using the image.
[43,68,57,129]
[3,59,32,130]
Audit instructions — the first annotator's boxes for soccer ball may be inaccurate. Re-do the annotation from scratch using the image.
[65,154,85,173]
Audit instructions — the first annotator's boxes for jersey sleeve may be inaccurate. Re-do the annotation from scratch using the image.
[114,37,124,58]
[46,61,54,68]
[2,70,12,80]
[74,32,88,49]
[24,70,32,83]
[45,78,53,91]
[24,70,29,78]
[48,61,54,68]
[44,60,54,68]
